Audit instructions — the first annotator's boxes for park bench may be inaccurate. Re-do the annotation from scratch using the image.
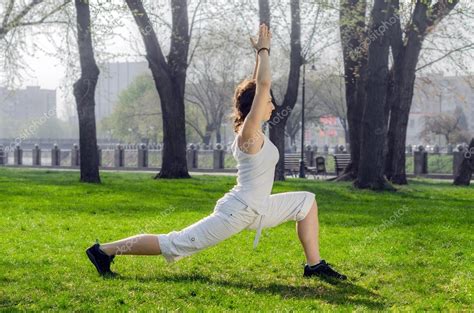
[333,154,351,176]
[284,153,326,179]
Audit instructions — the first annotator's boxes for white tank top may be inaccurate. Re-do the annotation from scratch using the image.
[223,130,279,215]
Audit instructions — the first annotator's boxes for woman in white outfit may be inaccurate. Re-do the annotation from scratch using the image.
[86,23,347,281]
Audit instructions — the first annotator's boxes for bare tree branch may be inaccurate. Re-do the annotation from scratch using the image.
[1,0,16,29]
[16,0,71,28]
[416,42,474,71]
[1,0,45,36]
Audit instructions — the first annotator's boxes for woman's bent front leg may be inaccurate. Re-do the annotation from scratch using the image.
[297,199,321,265]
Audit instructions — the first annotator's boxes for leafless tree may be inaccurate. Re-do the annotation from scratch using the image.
[124,0,192,179]
[385,0,463,185]
[338,0,469,189]
[420,107,471,144]
[185,31,239,145]
[72,0,101,183]
[0,0,71,86]
[255,0,338,180]
[311,73,348,143]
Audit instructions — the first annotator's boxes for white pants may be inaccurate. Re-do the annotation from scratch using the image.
[157,191,315,263]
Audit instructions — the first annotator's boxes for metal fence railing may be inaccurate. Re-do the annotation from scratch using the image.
[0,143,471,178]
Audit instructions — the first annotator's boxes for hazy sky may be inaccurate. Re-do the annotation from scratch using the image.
[6,0,474,120]
[18,17,142,119]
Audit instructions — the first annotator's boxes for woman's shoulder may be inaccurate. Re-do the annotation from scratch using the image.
[233,131,266,157]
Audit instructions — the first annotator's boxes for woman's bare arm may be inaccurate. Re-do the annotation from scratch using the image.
[239,24,272,155]
[252,51,258,80]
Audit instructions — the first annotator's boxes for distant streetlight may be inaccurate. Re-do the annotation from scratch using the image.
[299,62,317,178]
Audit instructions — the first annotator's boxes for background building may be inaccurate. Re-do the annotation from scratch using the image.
[315,116,347,147]
[0,86,56,120]
[95,61,149,122]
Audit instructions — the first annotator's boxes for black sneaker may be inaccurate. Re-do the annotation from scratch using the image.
[86,242,116,277]
[303,260,347,280]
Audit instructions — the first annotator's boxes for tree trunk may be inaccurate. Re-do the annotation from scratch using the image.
[354,0,393,190]
[73,0,100,184]
[203,136,210,146]
[258,0,271,27]
[383,0,403,181]
[269,0,302,181]
[385,0,423,185]
[453,138,474,186]
[203,124,213,145]
[341,119,350,146]
[387,72,419,185]
[384,67,399,181]
[338,0,367,181]
[216,128,221,144]
[258,0,289,182]
[270,121,287,180]
[125,0,190,179]
[290,135,296,147]
[385,0,460,184]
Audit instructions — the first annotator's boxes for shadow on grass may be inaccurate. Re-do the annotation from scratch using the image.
[116,272,386,309]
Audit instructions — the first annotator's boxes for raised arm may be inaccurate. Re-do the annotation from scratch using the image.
[238,24,272,154]
[252,50,258,80]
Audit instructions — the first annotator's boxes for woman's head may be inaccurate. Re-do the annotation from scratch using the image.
[230,79,275,133]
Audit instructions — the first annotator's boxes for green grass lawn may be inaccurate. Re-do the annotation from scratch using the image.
[0,168,472,311]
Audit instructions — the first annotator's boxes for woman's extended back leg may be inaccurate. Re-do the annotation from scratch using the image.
[96,200,256,263]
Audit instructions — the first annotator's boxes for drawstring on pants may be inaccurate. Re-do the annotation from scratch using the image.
[253,214,264,249]
[226,196,266,249]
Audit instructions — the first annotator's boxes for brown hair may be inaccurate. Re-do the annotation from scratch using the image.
[230,78,256,133]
